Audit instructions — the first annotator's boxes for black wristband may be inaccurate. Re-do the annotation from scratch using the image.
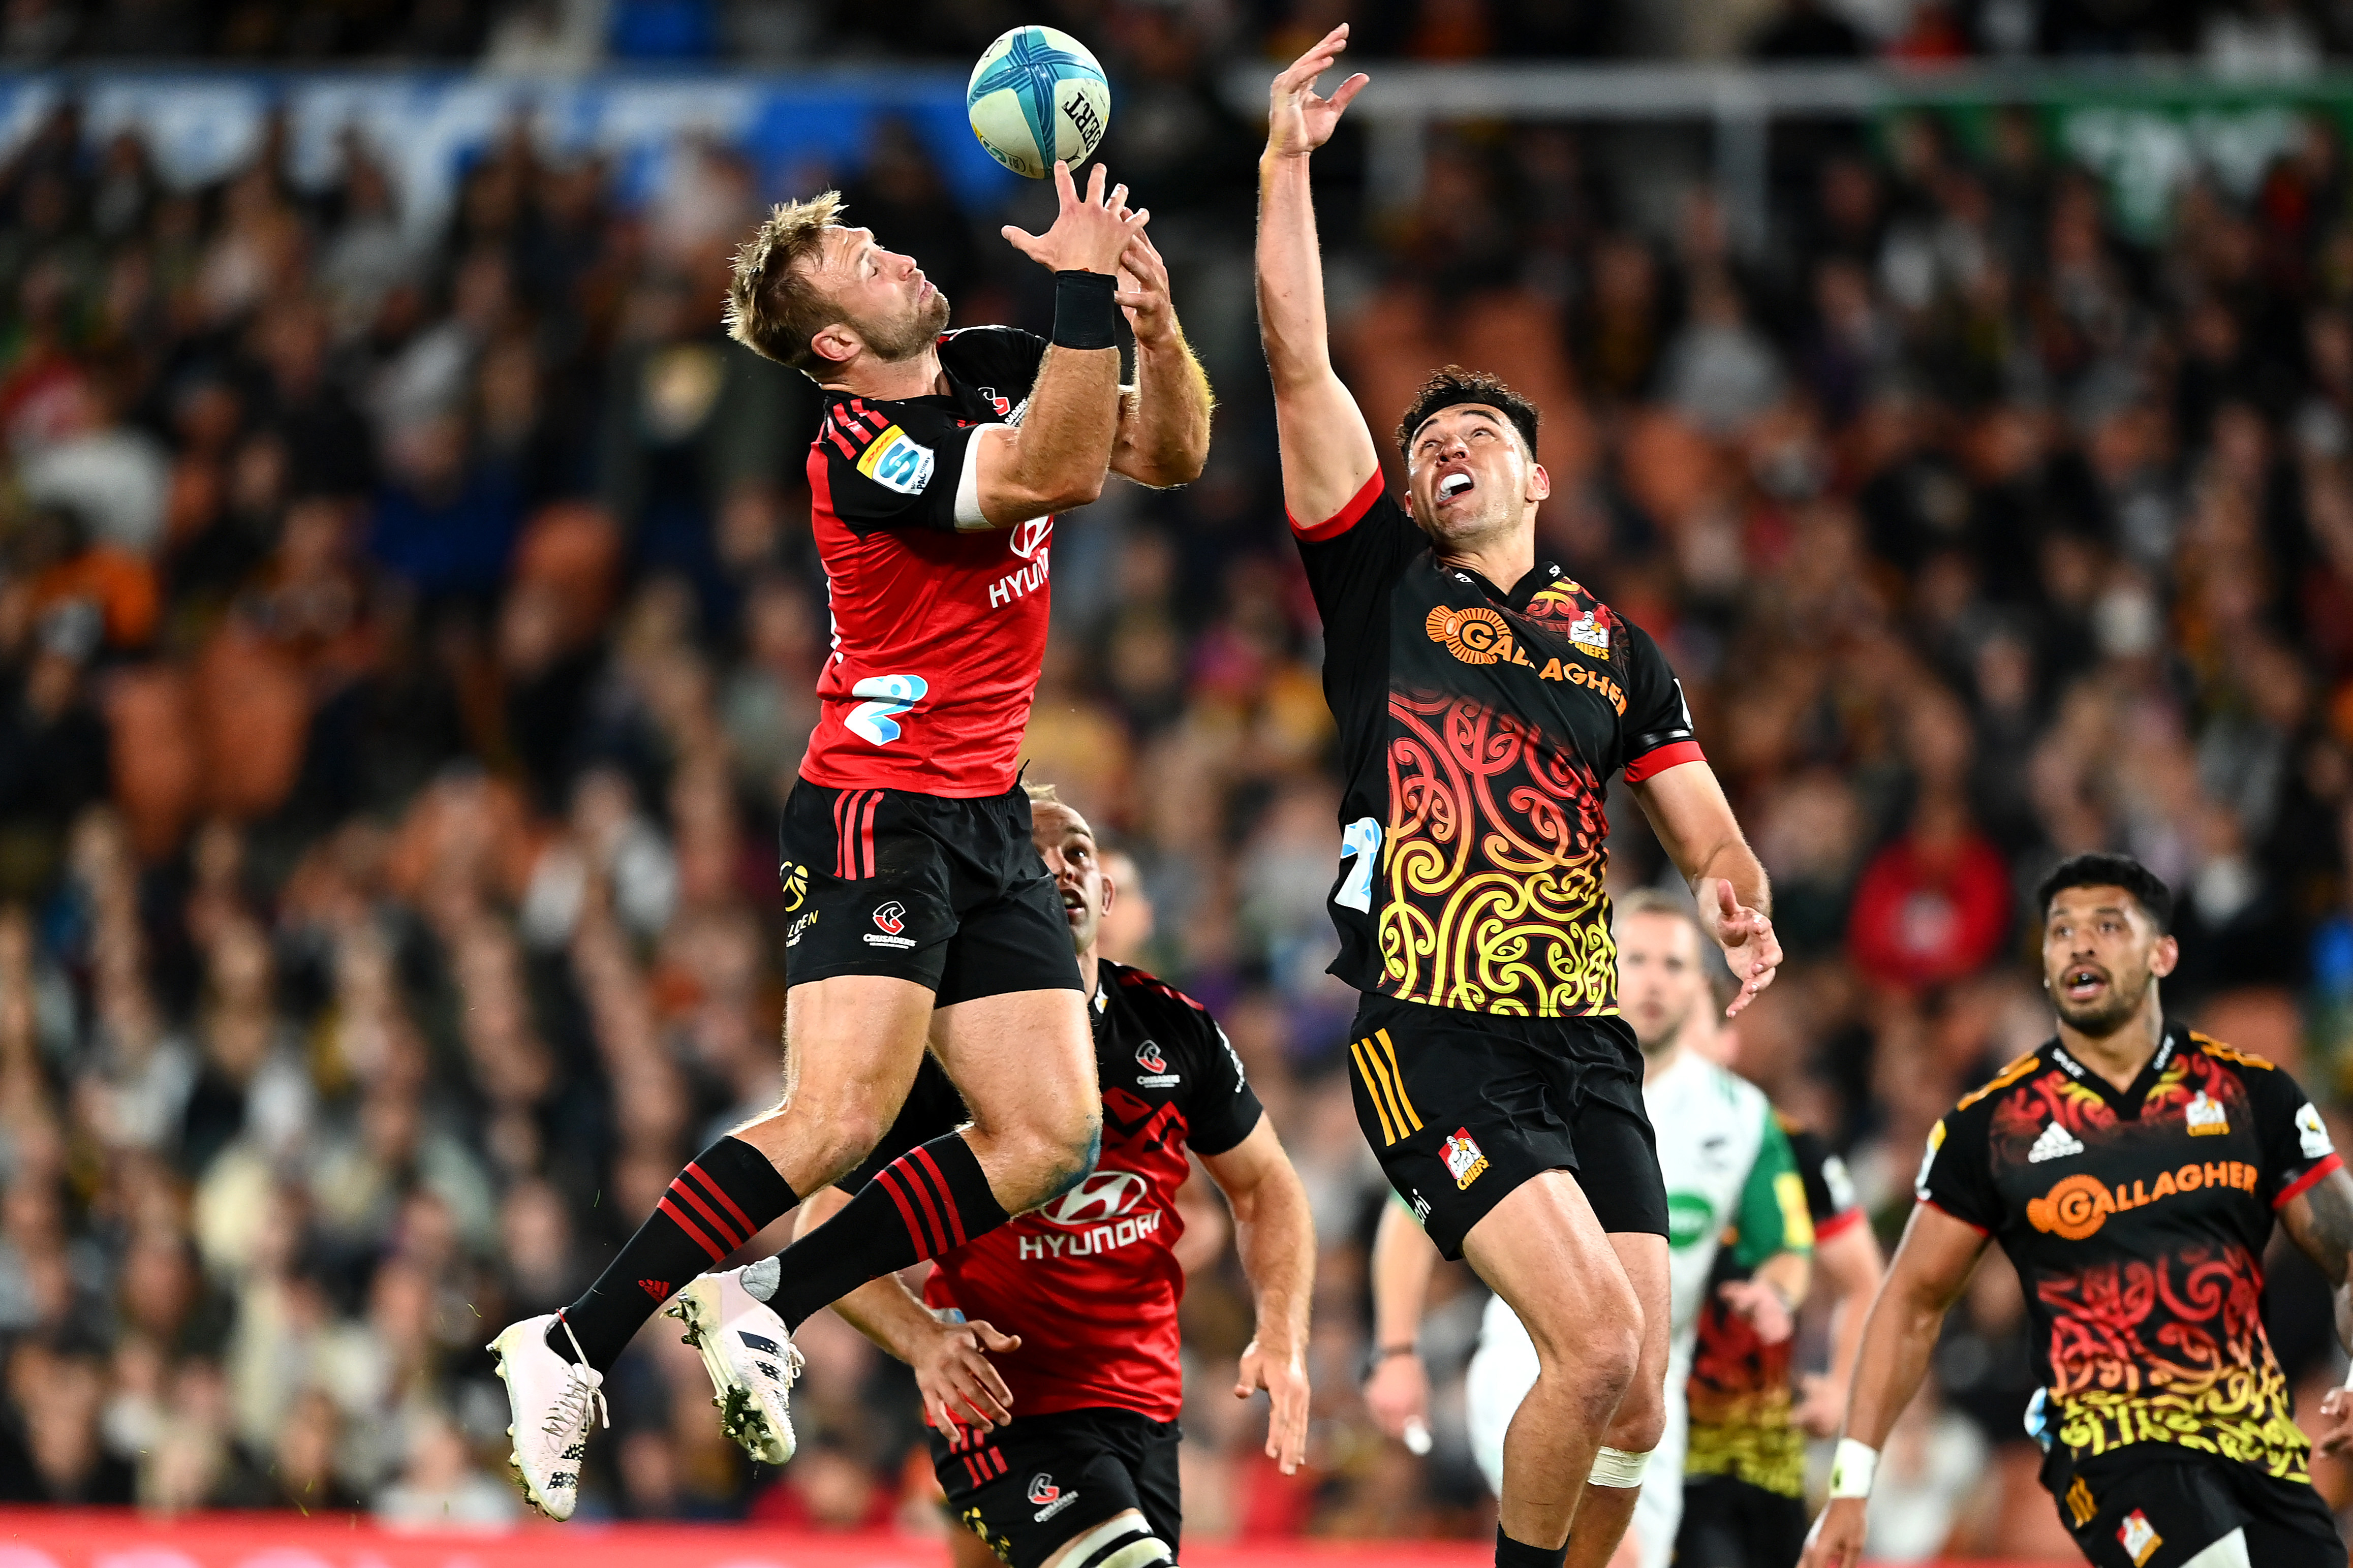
[1051,270,1119,350]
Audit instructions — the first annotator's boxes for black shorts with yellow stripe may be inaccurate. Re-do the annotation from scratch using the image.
[1344,992,1667,1260]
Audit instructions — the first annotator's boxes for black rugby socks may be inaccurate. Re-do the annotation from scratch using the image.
[555,1135,798,1370]
[747,1130,1012,1330]
[1495,1527,1568,1568]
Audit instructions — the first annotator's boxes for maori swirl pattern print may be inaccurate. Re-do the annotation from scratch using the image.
[1377,689,1615,1016]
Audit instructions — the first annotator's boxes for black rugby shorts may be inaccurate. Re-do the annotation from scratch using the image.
[1343,992,1668,1260]
[779,778,1080,1003]
[933,1407,1180,1568]
[2043,1450,2344,1568]
[1675,1475,1809,1568]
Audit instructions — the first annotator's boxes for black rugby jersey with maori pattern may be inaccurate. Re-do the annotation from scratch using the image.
[1291,475,1701,1018]
[1914,1024,2343,1480]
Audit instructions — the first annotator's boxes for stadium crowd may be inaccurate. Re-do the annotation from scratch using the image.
[7,0,2353,1559]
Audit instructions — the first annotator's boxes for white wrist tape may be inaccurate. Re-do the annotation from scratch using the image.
[1587,1446,1651,1487]
[1829,1438,1878,1499]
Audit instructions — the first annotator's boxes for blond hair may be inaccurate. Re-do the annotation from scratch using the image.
[1022,782,1062,804]
[725,192,847,376]
[1615,887,1702,938]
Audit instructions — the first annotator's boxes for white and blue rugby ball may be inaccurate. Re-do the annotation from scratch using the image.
[967,26,1111,180]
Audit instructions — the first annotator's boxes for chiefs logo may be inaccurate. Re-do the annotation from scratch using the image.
[873,901,907,935]
[1040,1170,1147,1227]
[780,861,808,913]
[1426,605,1510,665]
[1008,516,1053,560]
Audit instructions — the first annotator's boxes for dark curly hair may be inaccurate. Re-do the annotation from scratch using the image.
[1395,365,1540,463]
[2033,852,2174,934]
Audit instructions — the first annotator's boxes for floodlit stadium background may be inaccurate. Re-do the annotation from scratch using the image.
[6,2,2353,1564]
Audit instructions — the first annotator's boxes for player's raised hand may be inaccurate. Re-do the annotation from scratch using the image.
[1002,160,1150,277]
[1795,1371,1848,1438]
[1115,226,1176,349]
[909,1313,1024,1434]
[1800,1496,1869,1568]
[1266,24,1368,160]
[1235,1337,1310,1475]
[1705,877,1783,1018]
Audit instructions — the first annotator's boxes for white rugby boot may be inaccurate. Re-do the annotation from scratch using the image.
[488,1312,607,1520]
[665,1264,803,1465]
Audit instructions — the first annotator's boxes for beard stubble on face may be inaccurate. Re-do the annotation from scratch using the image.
[856,289,953,362]
[2051,964,2149,1039]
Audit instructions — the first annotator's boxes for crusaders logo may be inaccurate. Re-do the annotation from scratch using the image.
[1136,1042,1167,1074]
[1026,1475,1060,1506]
[1426,605,1511,665]
[873,901,906,935]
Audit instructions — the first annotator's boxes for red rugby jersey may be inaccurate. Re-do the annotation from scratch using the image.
[847,962,1263,1420]
[802,326,1056,797]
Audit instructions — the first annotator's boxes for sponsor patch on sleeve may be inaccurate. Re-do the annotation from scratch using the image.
[2299,1102,2336,1161]
[856,425,936,494]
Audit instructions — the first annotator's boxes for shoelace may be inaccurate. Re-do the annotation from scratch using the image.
[545,1313,610,1437]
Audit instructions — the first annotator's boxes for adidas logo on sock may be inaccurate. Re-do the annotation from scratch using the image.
[2027,1122,2085,1164]
[639,1278,672,1301]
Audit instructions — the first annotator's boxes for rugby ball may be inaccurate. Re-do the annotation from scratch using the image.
[967,26,1111,180]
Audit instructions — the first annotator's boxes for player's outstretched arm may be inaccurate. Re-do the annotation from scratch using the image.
[1797,1218,1887,1437]
[1799,1202,1988,1568]
[2281,1165,2353,1456]
[794,1186,1024,1432]
[1364,1197,1439,1442]
[1628,761,1782,1016]
[975,161,1148,527]
[1200,1116,1315,1475]
[1257,25,1379,527]
[1108,225,1212,489]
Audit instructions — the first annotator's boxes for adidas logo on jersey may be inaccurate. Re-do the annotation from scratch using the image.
[2027,1122,2085,1164]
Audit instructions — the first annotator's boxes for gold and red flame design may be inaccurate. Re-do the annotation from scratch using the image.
[2036,1243,2310,1480]
[1686,1294,1806,1495]
[1378,691,1615,1016]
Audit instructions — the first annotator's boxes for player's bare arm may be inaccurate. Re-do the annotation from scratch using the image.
[1797,1217,1887,1437]
[1107,226,1212,489]
[795,1186,1025,1433]
[1199,1115,1316,1475]
[1800,1202,1989,1568]
[2282,1165,2353,1457]
[973,160,1149,527]
[1627,760,1782,1015]
[1256,25,1379,525]
[1365,1200,1439,1440]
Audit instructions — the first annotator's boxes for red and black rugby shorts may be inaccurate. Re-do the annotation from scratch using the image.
[778,777,1080,1002]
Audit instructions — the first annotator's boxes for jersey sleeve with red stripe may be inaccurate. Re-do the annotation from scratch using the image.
[1617,618,1704,782]
[1787,1124,1866,1242]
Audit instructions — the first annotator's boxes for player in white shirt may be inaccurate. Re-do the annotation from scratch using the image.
[1369,890,1813,1568]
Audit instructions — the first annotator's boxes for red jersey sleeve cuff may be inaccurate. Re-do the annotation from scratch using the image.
[1623,740,1705,784]
[1813,1207,1867,1244]
[1289,471,1386,542]
[1916,1196,1989,1235]
[2274,1151,2343,1209]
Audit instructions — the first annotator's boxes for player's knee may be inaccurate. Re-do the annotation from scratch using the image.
[1055,1513,1172,1568]
[1038,1114,1103,1201]
[1602,1377,1667,1454]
